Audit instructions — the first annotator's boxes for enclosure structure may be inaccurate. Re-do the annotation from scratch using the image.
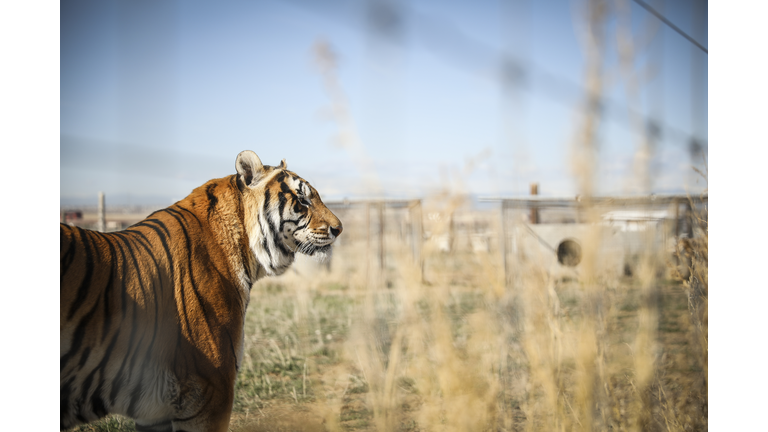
[481,193,708,282]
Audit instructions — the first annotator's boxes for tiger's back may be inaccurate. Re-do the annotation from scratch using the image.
[60,151,342,432]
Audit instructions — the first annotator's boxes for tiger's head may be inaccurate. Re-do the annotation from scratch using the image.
[235,150,342,276]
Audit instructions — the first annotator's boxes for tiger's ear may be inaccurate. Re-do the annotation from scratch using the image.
[279,159,287,169]
[236,150,265,187]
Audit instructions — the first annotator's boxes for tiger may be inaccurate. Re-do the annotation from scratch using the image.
[60,150,342,432]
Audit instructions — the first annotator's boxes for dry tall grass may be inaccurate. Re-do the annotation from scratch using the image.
[69,188,707,432]
[220,183,707,432]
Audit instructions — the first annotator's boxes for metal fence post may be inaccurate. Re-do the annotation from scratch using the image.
[500,200,508,286]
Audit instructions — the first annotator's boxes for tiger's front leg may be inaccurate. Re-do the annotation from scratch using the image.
[170,392,234,432]
[164,372,235,432]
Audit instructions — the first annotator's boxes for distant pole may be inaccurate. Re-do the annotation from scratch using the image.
[378,202,385,273]
[97,192,106,232]
[500,200,509,286]
[409,200,423,274]
[684,202,694,239]
[365,203,371,287]
[673,198,680,238]
[529,182,539,224]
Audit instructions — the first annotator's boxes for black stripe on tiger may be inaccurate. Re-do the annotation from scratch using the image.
[77,347,91,372]
[78,331,120,421]
[127,224,174,418]
[272,185,295,255]
[60,375,75,429]
[100,236,119,343]
[110,232,141,317]
[60,225,77,284]
[260,188,276,271]
[119,224,179,413]
[174,205,203,229]
[139,218,191,332]
[61,287,101,372]
[67,226,96,320]
[112,230,163,400]
[109,233,151,405]
[164,207,217,344]
[205,183,218,218]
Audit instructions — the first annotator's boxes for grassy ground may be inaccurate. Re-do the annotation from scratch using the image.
[66,202,707,431]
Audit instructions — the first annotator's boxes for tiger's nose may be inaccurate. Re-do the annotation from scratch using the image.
[330,225,343,237]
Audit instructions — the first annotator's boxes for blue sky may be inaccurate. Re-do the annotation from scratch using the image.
[60,0,708,206]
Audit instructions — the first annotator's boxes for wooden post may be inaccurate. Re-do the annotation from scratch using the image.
[500,200,509,286]
[378,202,385,273]
[365,203,371,287]
[529,182,539,224]
[97,192,106,232]
[673,198,680,238]
[409,200,423,269]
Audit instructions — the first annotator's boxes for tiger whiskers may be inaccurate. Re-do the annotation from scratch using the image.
[295,239,333,263]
